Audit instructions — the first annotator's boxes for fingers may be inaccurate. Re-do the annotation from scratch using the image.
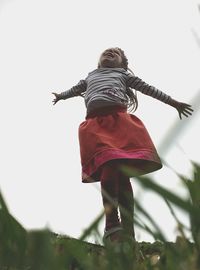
[184,110,193,116]
[179,108,193,119]
[179,111,190,120]
[182,111,189,117]
[182,103,192,108]
[185,107,194,113]
[184,105,193,112]
[184,106,193,111]
[52,99,57,105]
[52,92,60,105]
[180,103,193,110]
[182,107,193,114]
[177,105,194,120]
[178,103,194,119]
[183,106,193,115]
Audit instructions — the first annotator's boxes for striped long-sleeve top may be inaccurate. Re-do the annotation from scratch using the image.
[60,68,171,114]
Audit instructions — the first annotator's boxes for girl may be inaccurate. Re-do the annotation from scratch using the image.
[52,47,193,245]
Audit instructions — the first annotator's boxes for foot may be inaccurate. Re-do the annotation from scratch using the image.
[103,226,124,245]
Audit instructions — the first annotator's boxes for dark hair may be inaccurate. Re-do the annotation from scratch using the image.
[115,47,138,113]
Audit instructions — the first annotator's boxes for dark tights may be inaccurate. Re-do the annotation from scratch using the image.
[100,160,135,238]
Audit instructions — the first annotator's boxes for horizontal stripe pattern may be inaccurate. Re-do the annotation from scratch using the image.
[60,79,87,99]
[60,68,171,112]
[126,73,171,103]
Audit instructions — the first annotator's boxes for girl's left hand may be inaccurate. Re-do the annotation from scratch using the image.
[175,102,193,120]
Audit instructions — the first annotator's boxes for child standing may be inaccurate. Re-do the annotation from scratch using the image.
[52,47,193,245]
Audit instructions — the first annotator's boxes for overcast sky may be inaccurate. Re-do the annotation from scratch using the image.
[0,0,200,244]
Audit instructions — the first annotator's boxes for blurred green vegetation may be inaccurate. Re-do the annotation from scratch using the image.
[1,161,200,269]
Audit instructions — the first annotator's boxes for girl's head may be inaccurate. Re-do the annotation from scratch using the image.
[98,47,128,69]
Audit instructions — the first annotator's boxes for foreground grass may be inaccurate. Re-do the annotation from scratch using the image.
[0,228,198,270]
[1,163,200,269]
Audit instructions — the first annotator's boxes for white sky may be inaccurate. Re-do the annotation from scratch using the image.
[0,0,200,244]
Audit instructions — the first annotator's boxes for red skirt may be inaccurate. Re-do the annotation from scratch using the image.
[78,106,162,183]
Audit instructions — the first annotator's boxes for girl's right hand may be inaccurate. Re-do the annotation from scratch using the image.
[52,92,62,105]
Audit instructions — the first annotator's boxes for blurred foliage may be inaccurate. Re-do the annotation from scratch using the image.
[1,161,200,269]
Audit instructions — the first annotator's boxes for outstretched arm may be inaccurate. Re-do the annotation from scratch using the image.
[167,99,193,119]
[126,74,193,119]
[52,79,87,105]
